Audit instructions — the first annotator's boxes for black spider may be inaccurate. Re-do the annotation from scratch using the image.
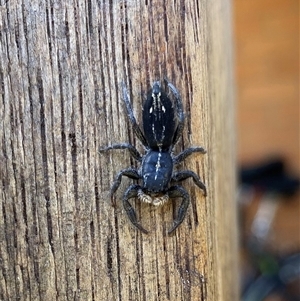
[99,78,206,234]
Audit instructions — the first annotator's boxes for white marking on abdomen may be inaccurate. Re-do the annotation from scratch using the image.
[154,152,162,180]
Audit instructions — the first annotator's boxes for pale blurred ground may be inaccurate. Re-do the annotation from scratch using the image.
[235,0,299,173]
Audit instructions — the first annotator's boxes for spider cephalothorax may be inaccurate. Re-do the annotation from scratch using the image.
[99,79,206,234]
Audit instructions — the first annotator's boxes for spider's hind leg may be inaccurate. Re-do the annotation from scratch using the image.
[173,147,206,165]
[121,83,148,147]
[99,143,142,162]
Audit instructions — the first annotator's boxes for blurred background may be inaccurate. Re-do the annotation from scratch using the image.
[234,0,299,300]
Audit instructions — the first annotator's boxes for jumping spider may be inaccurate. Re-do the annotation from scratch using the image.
[99,79,206,234]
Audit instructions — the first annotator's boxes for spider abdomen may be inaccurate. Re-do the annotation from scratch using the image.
[142,81,176,150]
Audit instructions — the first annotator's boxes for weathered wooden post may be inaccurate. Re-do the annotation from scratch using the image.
[0,1,238,300]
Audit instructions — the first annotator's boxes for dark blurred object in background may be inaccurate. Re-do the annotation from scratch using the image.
[240,158,300,197]
[238,158,300,301]
[235,0,299,175]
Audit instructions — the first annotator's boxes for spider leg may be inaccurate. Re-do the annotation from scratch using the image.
[167,185,190,234]
[122,82,148,147]
[110,168,141,206]
[173,147,206,165]
[164,78,185,146]
[172,170,207,196]
[123,185,149,234]
[99,143,142,162]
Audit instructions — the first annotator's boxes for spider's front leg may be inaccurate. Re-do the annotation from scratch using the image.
[123,185,149,234]
[167,185,190,234]
[172,170,207,196]
[110,168,141,206]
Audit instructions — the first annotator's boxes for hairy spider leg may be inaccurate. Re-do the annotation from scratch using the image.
[171,170,207,196]
[173,147,206,165]
[123,185,149,234]
[99,143,143,162]
[164,78,185,147]
[167,185,190,234]
[122,82,148,147]
[110,168,141,206]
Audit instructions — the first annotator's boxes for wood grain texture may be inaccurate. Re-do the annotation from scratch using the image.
[0,1,237,300]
